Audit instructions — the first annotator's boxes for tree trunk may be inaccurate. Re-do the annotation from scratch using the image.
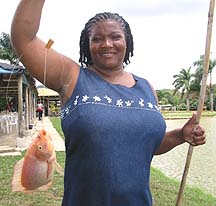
[18,75,23,138]
[186,96,190,111]
[210,72,214,111]
[210,91,214,111]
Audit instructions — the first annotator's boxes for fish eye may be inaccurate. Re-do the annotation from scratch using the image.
[37,145,43,150]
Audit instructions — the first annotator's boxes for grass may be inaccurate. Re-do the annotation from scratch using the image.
[0,116,215,206]
[162,110,216,119]
[151,167,216,206]
[49,117,64,138]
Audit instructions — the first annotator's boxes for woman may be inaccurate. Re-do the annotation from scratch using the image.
[11,1,206,205]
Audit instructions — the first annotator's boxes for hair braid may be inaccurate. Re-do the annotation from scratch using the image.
[79,12,134,67]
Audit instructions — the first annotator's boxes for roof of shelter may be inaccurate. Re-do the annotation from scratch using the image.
[0,62,37,97]
[37,87,59,97]
[0,62,24,74]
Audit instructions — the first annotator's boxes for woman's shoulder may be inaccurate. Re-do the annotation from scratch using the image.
[131,73,158,102]
[131,73,152,86]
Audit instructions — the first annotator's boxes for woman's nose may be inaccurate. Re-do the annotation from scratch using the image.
[102,38,113,47]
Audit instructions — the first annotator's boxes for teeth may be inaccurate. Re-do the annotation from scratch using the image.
[101,52,114,56]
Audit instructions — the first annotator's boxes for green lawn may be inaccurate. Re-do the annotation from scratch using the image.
[151,167,216,206]
[0,117,215,206]
[49,117,64,138]
[162,110,216,119]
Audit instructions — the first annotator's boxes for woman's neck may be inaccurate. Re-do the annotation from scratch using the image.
[88,65,136,88]
[88,65,125,84]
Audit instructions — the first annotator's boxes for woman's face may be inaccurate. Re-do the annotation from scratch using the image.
[89,20,127,71]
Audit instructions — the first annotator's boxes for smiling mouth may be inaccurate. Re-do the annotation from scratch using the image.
[100,52,116,57]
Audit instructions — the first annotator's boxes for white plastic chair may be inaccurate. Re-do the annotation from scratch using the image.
[8,114,18,133]
[1,115,10,134]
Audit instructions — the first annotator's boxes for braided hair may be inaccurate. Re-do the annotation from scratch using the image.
[79,12,134,67]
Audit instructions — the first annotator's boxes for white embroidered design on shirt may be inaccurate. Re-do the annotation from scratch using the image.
[139,98,145,107]
[65,107,69,114]
[74,96,79,106]
[154,105,160,111]
[116,99,123,107]
[62,94,160,119]
[147,102,153,109]
[125,100,134,107]
[93,96,101,102]
[82,95,89,102]
[104,95,112,103]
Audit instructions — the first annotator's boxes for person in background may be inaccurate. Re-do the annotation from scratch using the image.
[10,1,206,205]
[7,100,15,112]
[36,101,44,120]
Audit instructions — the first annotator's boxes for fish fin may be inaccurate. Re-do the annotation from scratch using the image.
[37,181,53,191]
[54,161,64,176]
[11,158,26,192]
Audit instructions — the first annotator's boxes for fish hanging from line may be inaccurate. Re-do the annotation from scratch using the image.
[11,129,64,193]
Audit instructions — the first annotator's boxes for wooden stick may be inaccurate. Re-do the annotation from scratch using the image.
[176,0,215,205]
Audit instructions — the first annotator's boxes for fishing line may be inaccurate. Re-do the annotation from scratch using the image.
[4,39,54,136]
[40,39,54,128]
[4,54,29,138]
[5,38,69,133]
[44,39,54,87]
[43,40,73,117]
[4,53,37,150]
[5,56,22,113]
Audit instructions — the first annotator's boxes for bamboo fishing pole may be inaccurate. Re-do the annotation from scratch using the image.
[176,0,215,205]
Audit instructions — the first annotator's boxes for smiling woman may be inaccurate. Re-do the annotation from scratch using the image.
[10,1,206,206]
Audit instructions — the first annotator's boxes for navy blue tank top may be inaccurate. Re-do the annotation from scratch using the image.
[61,67,166,206]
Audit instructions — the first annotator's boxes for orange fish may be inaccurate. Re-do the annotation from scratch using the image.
[11,129,64,193]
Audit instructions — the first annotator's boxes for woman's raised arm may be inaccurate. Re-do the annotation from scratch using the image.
[11,0,79,102]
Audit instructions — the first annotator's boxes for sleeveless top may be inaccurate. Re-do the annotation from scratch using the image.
[61,67,166,206]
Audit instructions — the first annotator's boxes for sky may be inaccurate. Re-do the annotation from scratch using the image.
[1,0,216,89]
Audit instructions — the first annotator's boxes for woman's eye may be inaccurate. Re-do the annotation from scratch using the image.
[91,37,101,42]
[112,35,122,41]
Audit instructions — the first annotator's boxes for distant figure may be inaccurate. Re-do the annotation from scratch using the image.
[36,102,44,120]
[7,100,15,112]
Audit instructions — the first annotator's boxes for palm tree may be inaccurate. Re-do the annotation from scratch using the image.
[0,32,19,65]
[208,59,216,111]
[172,67,194,111]
[193,55,216,111]
[156,89,180,107]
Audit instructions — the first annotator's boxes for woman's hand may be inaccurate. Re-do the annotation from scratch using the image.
[181,113,206,146]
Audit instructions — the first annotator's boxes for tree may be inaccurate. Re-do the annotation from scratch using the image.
[156,89,180,107]
[156,89,170,105]
[193,55,216,111]
[172,67,194,111]
[0,32,19,65]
